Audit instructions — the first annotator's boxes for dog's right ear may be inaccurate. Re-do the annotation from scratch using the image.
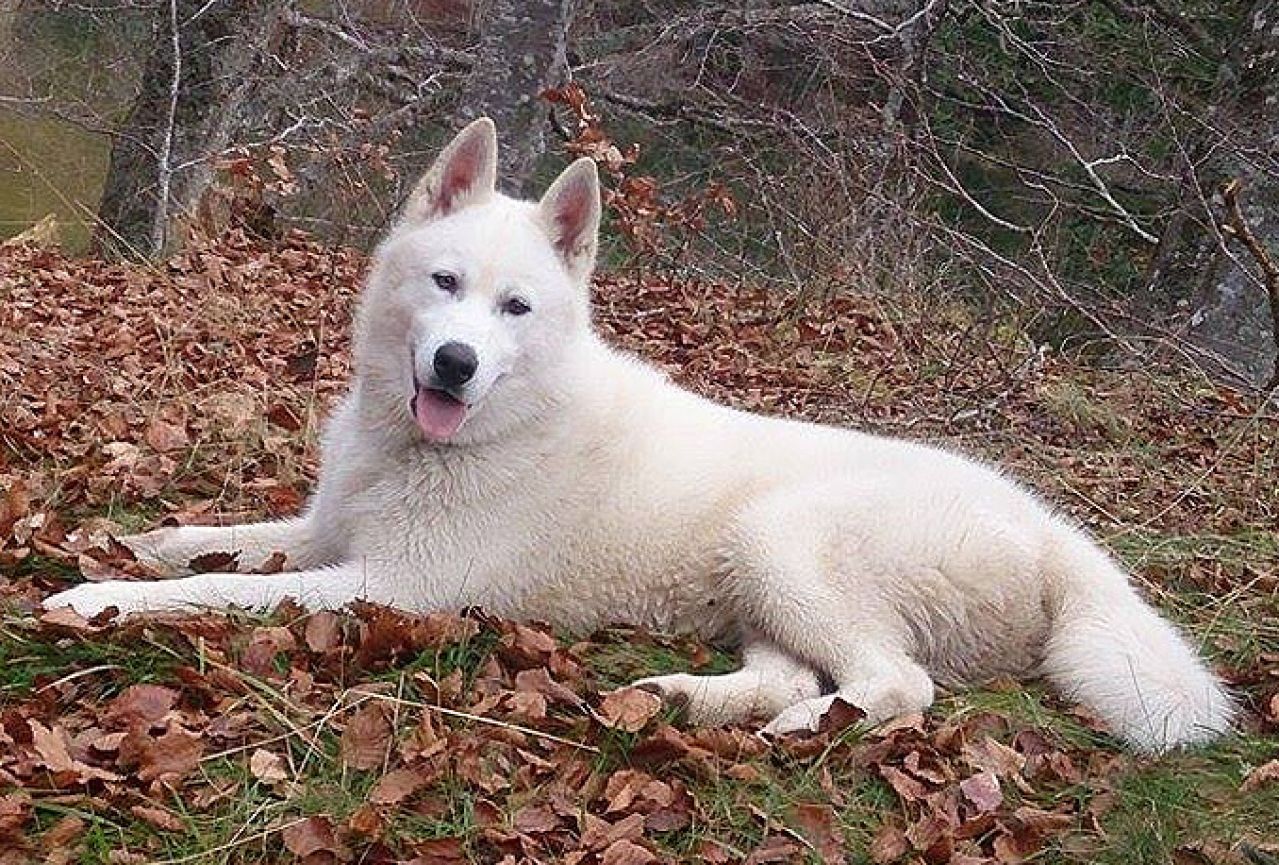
[401,118,498,224]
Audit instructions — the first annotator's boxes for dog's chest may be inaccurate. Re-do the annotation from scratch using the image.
[341,447,736,637]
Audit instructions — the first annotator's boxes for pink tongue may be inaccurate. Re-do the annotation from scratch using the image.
[413,388,467,441]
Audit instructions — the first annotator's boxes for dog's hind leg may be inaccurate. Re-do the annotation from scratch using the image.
[631,638,823,726]
[726,486,937,736]
[120,517,341,577]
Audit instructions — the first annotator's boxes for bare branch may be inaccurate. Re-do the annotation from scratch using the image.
[1221,178,1279,389]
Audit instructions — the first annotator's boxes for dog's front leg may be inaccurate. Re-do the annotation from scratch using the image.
[43,564,379,619]
[120,517,341,577]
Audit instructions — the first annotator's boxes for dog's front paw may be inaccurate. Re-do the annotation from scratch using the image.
[631,674,695,716]
[43,582,148,618]
[761,695,840,736]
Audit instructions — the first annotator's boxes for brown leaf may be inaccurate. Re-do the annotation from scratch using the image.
[0,793,31,842]
[241,625,296,676]
[869,823,910,864]
[30,720,123,784]
[960,771,1003,814]
[189,550,240,574]
[118,725,202,783]
[600,839,656,865]
[368,768,430,805]
[880,765,930,803]
[597,688,662,733]
[249,748,289,783]
[305,611,343,653]
[348,804,383,839]
[512,803,560,834]
[817,696,866,735]
[43,814,86,849]
[38,605,108,634]
[130,804,184,832]
[744,835,803,864]
[792,802,845,864]
[105,684,178,731]
[144,417,189,453]
[581,813,646,851]
[1241,759,1279,792]
[340,702,392,770]
[282,816,348,860]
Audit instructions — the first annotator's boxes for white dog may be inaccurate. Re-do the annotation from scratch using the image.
[46,119,1233,751]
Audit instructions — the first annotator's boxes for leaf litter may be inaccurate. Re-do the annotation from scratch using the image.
[0,230,1276,861]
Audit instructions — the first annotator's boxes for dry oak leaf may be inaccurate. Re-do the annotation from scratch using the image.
[144,417,189,453]
[250,748,289,783]
[600,839,656,865]
[282,816,350,861]
[38,606,108,634]
[512,803,560,834]
[870,823,910,865]
[104,684,178,731]
[368,768,431,805]
[597,688,662,733]
[340,702,392,771]
[304,611,344,653]
[580,813,646,851]
[960,771,1003,814]
[792,802,845,865]
[0,793,31,841]
[118,725,203,783]
[130,804,184,832]
[1241,759,1279,793]
[30,720,124,784]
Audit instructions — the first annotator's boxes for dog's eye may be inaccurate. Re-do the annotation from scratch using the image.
[432,272,459,294]
[502,297,531,317]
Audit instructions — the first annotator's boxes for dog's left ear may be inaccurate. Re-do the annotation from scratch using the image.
[539,158,601,284]
[402,117,498,224]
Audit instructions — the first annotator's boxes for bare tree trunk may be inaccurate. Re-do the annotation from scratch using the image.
[454,0,574,195]
[94,0,290,259]
[1143,0,1279,385]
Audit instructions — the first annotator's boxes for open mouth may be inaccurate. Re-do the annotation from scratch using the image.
[410,382,469,442]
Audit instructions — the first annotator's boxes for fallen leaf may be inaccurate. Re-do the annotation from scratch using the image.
[1241,759,1279,792]
[30,720,123,784]
[792,802,845,864]
[513,803,560,834]
[597,688,662,733]
[305,611,343,653]
[960,771,1003,813]
[130,804,184,832]
[282,815,349,860]
[118,726,202,783]
[600,839,656,865]
[105,684,178,731]
[368,768,430,805]
[250,748,289,783]
[869,823,910,864]
[340,702,392,770]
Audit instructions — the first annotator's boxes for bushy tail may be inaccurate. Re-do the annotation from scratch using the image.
[1041,528,1235,753]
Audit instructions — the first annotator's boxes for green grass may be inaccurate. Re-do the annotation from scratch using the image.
[5,525,1277,862]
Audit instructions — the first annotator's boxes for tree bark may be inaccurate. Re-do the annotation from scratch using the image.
[1143,0,1279,385]
[454,0,574,196]
[94,0,290,259]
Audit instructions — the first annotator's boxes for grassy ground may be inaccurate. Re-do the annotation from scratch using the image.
[1,233,1277,863]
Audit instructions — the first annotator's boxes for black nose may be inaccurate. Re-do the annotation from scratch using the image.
[433,341,478,387]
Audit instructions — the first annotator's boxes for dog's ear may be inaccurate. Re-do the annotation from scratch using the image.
[402,118,498,224]
[539,157,601,283]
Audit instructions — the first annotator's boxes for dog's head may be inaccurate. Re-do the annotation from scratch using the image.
[354,118,602,446]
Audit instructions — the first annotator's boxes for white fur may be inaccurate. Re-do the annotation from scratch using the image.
[45,119,1234,752]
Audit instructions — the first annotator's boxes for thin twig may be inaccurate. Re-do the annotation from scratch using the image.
[1221,178,1279,390]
